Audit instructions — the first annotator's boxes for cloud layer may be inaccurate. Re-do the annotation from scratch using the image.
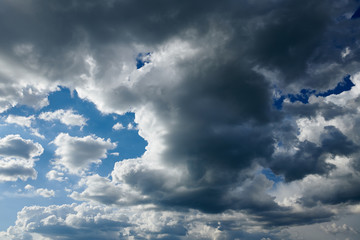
[0,0,360,239]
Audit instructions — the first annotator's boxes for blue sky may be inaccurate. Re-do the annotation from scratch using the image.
[1,1,360,239]
[0,87,147,230]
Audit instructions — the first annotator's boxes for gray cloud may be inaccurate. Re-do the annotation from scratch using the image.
[0,134,43,159]
[0,134,43,182]
[270,125,358,182]
[0,164,37,182]
[0,201,321,240]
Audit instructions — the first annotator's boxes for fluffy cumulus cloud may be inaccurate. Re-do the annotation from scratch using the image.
[52,133,116,174]
[112,122,125,131]
[0,202,295,240]
[1,0,360,239]
[46,169,68,182]
[112,122,136,131]
[0,135,43,182]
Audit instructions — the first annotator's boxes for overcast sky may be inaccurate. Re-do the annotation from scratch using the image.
[0,0,360,239]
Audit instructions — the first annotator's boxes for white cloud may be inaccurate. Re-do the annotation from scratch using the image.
[126,123,137,130]
[0,203,128,240]
[5,115,35,128]
[112,122,137,131]
[0,201,273,240]
[23,184,55,198]
[46,170,67,182]
[0,52,57,113]
[35,188,55,198]
[69,174,127,205]
[0,135,43,182]
[112,122,125,130]
[30,128,45,139]
[4,114,45,139]
[24,184,34,190]
[52,133,116,174]
[341,47,351,59]
[39,109,87,128]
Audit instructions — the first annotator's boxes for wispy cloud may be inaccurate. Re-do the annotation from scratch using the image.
[39,109,87,128]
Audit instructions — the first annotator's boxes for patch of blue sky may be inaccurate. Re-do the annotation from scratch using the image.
[351,6,360,19]
[261,168,284,184]
[0,182,79,231]
[317,75,354,97]
[273,75,355,109]
[0,87,147,175]
[136,52,151,69]
[0,87,147,230]
[260,168,284,193]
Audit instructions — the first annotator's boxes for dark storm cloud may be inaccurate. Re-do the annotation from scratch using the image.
[300,173,360,207]
[282,101,355,120]
[270,126,358,181]
[1,0,356,88]
[255,206,335,227]
[249,1,330,81]
[54,0,360,218]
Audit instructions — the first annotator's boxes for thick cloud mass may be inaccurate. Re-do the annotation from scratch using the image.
[1,0,360,239]
[52,133,116,174]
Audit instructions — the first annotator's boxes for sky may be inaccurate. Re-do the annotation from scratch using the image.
[0,0,360,239]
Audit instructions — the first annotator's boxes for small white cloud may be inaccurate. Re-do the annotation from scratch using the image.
[36,188,55,198]
[110,152,119,156]
[46,170,67,182]
[113,122,137,131]
[341,47,351,59]
[127,123,137,130]
[52,133,116,174]
[23,185,55,198]
[24,184,34,190]
[112,122,125,130]
[39,109,87,128]
[5,115,35,128]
